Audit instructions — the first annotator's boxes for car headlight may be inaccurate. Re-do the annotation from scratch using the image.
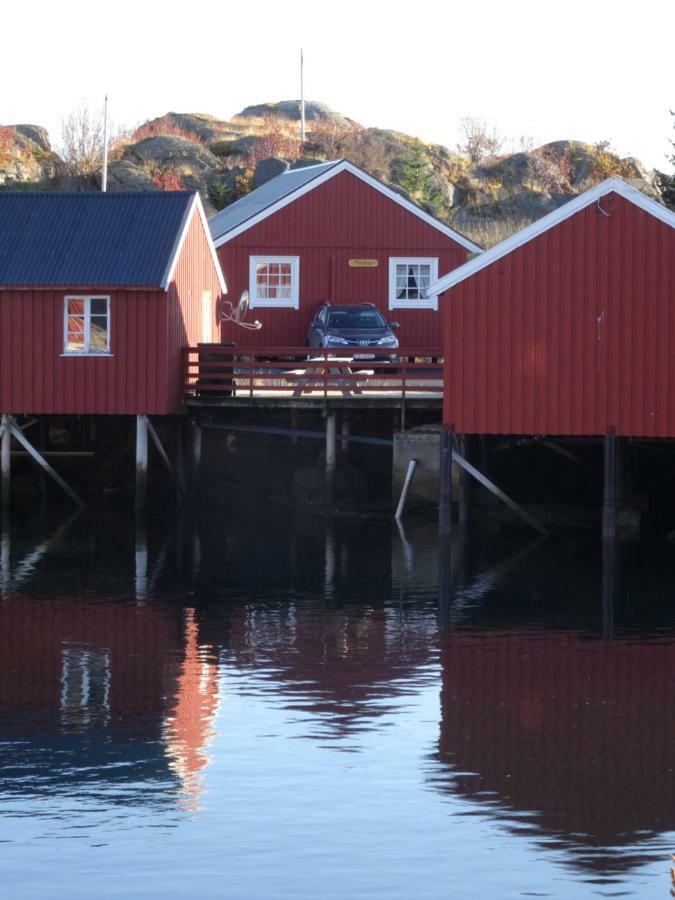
[377,335,398,346]
[325,334,349,345]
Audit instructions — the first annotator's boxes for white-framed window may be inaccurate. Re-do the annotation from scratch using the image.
[249,256,300,309]
[388,258,439,310]
[63,295,111,354]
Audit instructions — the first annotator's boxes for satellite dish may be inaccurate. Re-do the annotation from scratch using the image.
[235,290,249,323]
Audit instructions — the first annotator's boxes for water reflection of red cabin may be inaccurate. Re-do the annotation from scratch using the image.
[435,628,675,870]
[0,596,219,804]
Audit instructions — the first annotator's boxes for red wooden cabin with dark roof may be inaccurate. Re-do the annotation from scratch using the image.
[0,191,225,416]
[209,159,480,350]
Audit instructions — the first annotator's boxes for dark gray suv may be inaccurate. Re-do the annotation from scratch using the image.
[307,303,399,360]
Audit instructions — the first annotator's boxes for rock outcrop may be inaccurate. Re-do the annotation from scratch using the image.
[0,102,666,246]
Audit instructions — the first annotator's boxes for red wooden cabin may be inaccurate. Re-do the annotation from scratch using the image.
[0,191,225,416]
[209,159,480,349]
[430,177,675,437]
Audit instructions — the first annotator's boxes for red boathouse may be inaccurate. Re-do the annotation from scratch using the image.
[430,177,675,438]
[0,190,225,417]
[209,159,480,349]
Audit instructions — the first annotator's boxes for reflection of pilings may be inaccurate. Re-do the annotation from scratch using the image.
[324,520,336,599]
[0,522,9,600]
[326,410,336,501]
[191,530,202,583]
[11,509,81,592]
[135,516,148,602]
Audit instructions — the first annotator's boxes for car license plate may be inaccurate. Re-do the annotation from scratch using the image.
[353,353,375,360]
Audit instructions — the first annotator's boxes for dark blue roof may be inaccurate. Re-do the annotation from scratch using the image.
[0,191,196,287]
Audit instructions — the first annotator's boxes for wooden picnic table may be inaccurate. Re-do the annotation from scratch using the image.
[292,357,364,397]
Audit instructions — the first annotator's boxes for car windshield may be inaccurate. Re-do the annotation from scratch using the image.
[327,309,387,330]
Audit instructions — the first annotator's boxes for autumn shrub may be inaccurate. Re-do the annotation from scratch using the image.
[0,126,16,165]
[151,169,185,191]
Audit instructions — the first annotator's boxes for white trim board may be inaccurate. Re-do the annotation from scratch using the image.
[428,177,675,296]
[211,159,481,254]
[161,193,227,293]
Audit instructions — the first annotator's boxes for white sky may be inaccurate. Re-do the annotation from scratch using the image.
[3,0,674,172]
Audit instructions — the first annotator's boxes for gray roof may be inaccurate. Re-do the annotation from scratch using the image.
[0,191,196,287]
[209,161,341,241]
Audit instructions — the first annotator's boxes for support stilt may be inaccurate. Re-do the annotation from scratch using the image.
[438,426,454,625]
[341,414,350,454]
[395,459,417,522]
[135,414,148,513]
[175,421,187,506]
[452,449,549,537]
[457,434,469,524]
[9,417,85,508]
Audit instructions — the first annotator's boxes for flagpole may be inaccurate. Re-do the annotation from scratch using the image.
[102,94,109,192]
[300,50,305,143]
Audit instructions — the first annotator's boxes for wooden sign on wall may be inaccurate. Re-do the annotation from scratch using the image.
[348,259,379,268]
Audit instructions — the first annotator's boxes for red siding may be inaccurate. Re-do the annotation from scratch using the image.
[442,193,675,437]
[217,170,468,348]
[166,208,223,411]
[0,287,171,415]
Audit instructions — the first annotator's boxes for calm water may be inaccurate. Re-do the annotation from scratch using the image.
[0,506,674,899]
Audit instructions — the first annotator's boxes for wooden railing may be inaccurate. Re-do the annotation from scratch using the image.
[182,346,444,400]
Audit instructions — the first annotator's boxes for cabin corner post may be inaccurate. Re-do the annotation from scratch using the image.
[135,414,149,513]
[1,414,10,520]
[438,425,454,538]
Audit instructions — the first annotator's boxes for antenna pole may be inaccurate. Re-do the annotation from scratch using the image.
[102,94,109,192]
[300,49,305,143]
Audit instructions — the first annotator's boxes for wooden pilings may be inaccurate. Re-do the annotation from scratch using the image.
[135,414,148,514]
[1,415,10,522]
[438,426,454,621]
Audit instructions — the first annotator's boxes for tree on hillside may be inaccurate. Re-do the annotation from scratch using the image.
[60,104,104,180]
[457,117,503,163]
[393,141,445,214]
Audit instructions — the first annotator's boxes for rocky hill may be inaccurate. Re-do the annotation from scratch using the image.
[0,101,664,247]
